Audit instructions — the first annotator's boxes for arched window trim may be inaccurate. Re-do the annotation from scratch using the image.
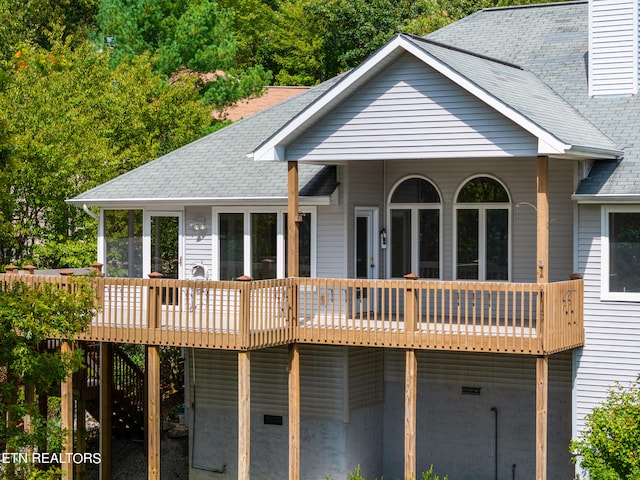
[386,176,443,279]
[453,175,512,281]
[388,175,443,206]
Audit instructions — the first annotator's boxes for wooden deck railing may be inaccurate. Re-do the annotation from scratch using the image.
[0,273,584,355]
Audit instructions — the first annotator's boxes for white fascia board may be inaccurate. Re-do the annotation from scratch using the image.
[66,196,333,208]
[562,145,622,159]
[572,194,640,204]
[251,36,409,162]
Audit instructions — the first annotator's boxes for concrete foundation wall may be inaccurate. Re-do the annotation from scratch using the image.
[346,403,384,479]
[382,353,573,480]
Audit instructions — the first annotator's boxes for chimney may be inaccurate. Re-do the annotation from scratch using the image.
[589,0,639,97]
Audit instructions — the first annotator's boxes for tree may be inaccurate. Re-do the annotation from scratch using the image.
[0,276,97,479]
[216,0,277,69]
[0,40,215,267]
[0,0,99,62]
[572,378,640,479]
[269,0,416,85]
[95,0,271,108]
[401,0,566,36]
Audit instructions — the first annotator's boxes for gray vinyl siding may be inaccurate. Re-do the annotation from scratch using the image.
[349,348,384,410]
[192,345,346,421]
[184,206,213,279]
[384,349,571,389]
[381,157,574,282]
[575,204,640,435]
[317,203,347,278]
[347,161,385,278]
[589,0,639,96]
[287,53,538,161]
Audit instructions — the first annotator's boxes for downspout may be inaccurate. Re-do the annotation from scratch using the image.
[491,407,498,480]
[83,204,99,220]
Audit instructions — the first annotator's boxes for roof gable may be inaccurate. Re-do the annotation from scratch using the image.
[252,34,620,162]
[287,52,539,161]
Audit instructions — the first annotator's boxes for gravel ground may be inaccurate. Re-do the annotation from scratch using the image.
[84,423,189,479]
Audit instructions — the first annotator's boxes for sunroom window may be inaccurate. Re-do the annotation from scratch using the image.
[216,209,314,280]
[455,176,510,281]
[103,210,143,277]
[388,177,441,279]
[603,208,640,299]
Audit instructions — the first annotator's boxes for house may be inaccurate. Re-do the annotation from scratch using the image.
[58,0,640,479]
[216,86,310,121]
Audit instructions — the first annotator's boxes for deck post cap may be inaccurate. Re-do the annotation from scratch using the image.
[403,273,420,281]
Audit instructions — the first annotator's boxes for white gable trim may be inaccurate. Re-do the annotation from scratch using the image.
[251,35,573,162]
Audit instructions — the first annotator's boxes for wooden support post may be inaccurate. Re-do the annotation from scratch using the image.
[238,351,251,480]
[100,343,113,480]
[536,356,548,480]
[404,273,419,338]
[536,157,549,480]
[38,391,48,455]
[405,349,417,480]
[147,346,161,480]
[237,276,253,349]
[288,344,300,480]
[23,384,35,437]
[76,357,87,480]
[288,161,299,278]
[61,341,74,480]
[537,156,549,283]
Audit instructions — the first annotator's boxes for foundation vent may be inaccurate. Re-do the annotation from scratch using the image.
[461,386,482,396]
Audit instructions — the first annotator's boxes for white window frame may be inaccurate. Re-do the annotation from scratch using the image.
[212,206,317,280]
[386,176,443,280]
[100,208,186,279]
[453,175,512,282]
[601,205,640,301]
[143,210,185,279]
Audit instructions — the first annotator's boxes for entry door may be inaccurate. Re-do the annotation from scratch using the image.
[355,208,378,313]
[145,212,183,304]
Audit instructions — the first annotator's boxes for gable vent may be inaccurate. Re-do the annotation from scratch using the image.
[589,0,639,97]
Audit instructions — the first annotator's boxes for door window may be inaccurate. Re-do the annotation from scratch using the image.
[388,177,441,278]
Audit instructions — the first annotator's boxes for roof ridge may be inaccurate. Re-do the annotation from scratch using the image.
[403,33,523,70]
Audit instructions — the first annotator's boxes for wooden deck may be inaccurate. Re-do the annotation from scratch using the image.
[0,274,584,354]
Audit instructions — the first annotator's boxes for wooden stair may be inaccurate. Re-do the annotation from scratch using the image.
[80,343,145,439]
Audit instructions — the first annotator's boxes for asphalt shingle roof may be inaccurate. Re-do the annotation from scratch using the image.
[71,0,639,203]
[405,35,619,154]
[427,1,640,196]
[69,79,340,204]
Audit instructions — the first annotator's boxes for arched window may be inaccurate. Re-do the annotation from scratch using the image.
[388,177,441,278]
[455,176,510,280]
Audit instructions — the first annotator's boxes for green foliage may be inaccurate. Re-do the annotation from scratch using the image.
[0,0,99,61]
[95,0,271,108]
[0,277,97,478]
[269,0,416,85]
[342,464,448,480]
[0,40,214,267]
[421,465,448,480]
[571,378,640,479]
